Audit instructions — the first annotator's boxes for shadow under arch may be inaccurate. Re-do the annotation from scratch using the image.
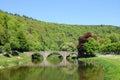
[31,53,44,64]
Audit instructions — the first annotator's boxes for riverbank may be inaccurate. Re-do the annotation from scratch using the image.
[1,53,120,80]
[78,54,120,80]
[0,53,31,69]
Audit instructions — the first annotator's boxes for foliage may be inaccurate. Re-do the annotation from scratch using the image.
[0,9,120,52]
[3,43,11,55]
[83,38,100,57]
[66,53,77,63]
[60,42,76,51]
[101,41,120,54]
[77,32,98,57]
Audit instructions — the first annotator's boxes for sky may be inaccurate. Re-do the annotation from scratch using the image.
[0,0,120,26]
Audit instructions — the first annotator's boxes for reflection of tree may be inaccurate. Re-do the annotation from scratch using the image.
[77,61,104,80]
[0,66,44,80]
[61,66,77,75]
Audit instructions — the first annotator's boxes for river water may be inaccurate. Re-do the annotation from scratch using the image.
[0,61,104,80]
[0,62,104,80]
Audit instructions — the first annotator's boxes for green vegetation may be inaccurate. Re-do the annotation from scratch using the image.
[77,32,98,58]
[0,9,120,52]
[0,66,78,80]
[83,37,100,57]
[0,9,120,80]
[78,60,104,80]
[60,42,76,51]
[66,53,77,63]
[0,53,31,68]
[78,54,120,80]
[0,66,45,80]
[0,8,120,80]
[47,52,63,64]
[31,53,43,63]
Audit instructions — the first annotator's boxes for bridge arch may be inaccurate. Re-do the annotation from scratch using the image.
[24,51,77,66]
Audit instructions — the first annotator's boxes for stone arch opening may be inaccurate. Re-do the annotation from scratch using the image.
[47,52,63,64]
[31,52,44,64]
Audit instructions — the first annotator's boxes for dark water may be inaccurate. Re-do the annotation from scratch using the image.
[0,61,104,80]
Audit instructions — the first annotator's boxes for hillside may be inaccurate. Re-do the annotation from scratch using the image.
[0,9,120,51]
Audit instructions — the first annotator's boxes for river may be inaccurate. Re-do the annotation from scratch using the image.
[0,61,104,80]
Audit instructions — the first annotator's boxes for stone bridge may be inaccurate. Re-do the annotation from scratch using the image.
[24,51,77,67]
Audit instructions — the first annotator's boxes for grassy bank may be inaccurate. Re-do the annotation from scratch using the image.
[78,54,120,80]
[0,53,31,69]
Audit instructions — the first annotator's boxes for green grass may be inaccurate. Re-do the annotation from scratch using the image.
[47,53,63,64]
[78,54,120,80]
[0,53,31,69]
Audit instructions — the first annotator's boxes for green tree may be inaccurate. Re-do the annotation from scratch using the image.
[9,36,20,50]
[3,43,11,54]
[60,42,76,51]
[83,38,100,57]
[17,30,29,51]
[108,33,120,42]
[0,9,120,52]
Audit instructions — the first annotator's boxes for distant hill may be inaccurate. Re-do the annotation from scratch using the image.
[0,9,120,51]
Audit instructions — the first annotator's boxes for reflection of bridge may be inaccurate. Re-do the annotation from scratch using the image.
[24,51,77,67]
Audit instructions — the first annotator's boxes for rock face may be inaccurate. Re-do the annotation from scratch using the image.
[77,32,97,58]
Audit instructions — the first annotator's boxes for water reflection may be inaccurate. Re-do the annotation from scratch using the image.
[78,61,104,80]
[0,61,105,80]
[0,66,78,80]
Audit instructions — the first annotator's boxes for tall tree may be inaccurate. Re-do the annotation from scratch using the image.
[77,32,97,57]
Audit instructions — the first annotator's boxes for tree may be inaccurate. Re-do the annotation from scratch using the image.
[101,41,120,54]
[77,32,98,58]
[83,38,100,57]
[9,36,20,50]
[0,10,120,52]
[60,42,76,51]
[3,43,11,57]
[17,30,30,51]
